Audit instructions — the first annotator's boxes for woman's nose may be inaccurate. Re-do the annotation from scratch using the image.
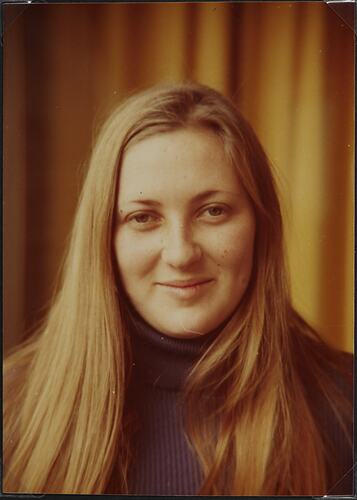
[161,224,202,268]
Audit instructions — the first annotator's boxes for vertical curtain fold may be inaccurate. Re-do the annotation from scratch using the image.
[3,7,27,352]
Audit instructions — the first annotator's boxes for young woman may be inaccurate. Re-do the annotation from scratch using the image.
[4,82,353,495]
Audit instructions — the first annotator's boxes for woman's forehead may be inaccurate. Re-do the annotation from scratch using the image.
[117,128,246,206]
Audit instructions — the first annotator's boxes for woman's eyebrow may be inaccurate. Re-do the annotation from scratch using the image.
[119,199,162,207]
[119,190,238,208]
[191,189,238,202]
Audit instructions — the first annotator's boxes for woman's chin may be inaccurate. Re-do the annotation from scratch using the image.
[162,328,209,340]
[151,316,220,339]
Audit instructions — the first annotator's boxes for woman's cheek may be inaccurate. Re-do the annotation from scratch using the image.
[115,230,160,276]
[212,224,254,263]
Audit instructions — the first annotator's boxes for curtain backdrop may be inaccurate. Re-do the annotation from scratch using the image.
[4,2,354,352]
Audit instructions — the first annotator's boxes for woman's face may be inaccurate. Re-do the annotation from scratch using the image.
[113,127,256,338]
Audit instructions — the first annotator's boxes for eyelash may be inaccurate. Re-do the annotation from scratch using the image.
[201,204,228,218]
[128,212,160,225]
[126,204,229,228]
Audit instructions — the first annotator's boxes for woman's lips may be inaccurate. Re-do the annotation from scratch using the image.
[156,279,213,299]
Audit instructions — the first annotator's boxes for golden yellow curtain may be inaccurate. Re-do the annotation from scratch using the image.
[4,2,354,352]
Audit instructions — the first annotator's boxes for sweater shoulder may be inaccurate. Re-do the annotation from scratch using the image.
[297,337,353,494]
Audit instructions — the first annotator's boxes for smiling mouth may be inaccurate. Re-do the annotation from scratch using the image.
[157,279,213,288]
[155,279,214,299]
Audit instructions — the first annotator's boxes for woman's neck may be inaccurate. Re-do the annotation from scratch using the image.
[127,309,223,390]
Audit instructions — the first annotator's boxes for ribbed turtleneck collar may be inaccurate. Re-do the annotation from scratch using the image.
[127,310,222,391]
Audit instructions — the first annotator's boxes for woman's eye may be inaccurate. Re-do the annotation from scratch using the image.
[128,213,159,226]
[133,214,151,223]
[201,205,228,218]
[206,206,225,217]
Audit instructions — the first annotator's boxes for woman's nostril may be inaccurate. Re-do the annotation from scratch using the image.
[161,236,202,268]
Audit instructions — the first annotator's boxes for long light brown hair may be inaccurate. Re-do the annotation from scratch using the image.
[4,82,352,494]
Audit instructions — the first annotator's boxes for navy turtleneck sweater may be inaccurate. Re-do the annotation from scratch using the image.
[123,312,221,495]
[106,312,353,495]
